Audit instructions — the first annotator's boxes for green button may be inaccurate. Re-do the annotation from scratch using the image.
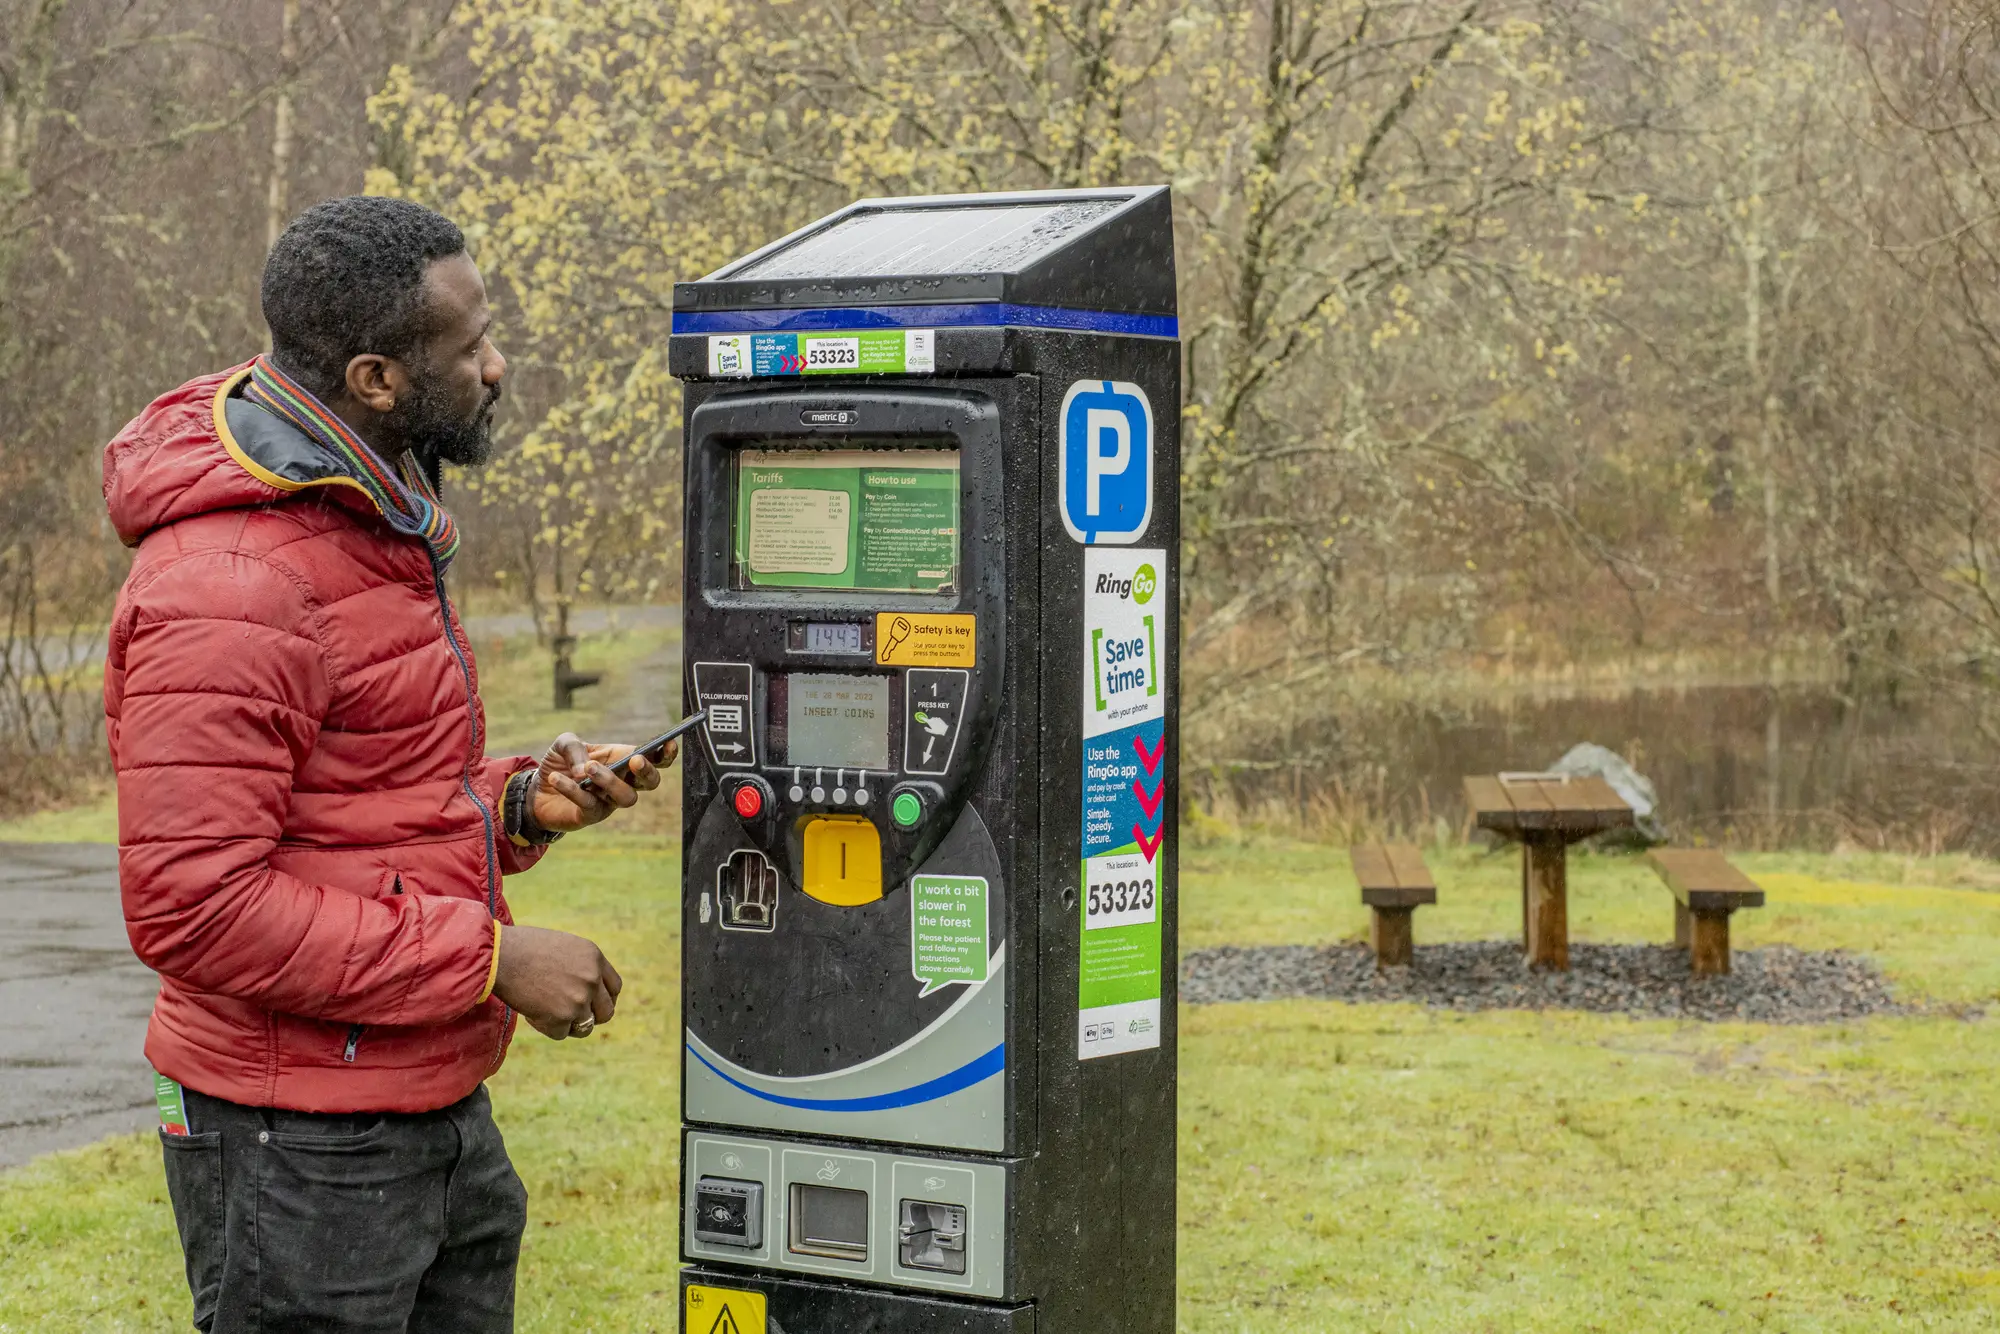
[892,791,924,828]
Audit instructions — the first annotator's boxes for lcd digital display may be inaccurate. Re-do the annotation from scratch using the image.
[734,447,959,594]
[804,622,866,654]
[785,674,892,770]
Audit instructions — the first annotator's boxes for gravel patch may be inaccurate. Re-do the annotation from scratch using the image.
[1181,941,1921,1023]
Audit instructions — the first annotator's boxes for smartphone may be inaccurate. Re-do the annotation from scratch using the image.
[582,710,707,791]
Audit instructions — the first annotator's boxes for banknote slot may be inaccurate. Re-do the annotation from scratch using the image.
[789,1182,869,1261]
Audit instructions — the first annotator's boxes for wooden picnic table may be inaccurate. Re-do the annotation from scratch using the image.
[1462,772,1635,970]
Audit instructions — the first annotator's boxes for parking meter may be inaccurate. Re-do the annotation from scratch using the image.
[669,187,1179,1334]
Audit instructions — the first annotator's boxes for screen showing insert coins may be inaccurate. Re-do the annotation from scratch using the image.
[733,445,960,594]
[785,673,892,770]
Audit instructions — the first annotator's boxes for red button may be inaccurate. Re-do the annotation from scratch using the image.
[732,784,763,819]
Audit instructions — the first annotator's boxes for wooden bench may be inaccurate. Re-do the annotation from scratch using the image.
[1350,844,1437,968]
[1645,849,1765,976]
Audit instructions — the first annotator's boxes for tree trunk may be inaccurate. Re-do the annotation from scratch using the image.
[265,0,300,253]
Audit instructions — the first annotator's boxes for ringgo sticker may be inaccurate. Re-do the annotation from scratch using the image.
[1078,548,1167,1059]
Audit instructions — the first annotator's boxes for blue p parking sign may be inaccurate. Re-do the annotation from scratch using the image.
[1060,380,1154,545]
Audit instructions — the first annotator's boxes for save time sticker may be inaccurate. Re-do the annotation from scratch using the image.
[708,329,936,377]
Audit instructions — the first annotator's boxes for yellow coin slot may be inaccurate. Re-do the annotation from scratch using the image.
[684,1283,766,1334]
[801,816,884,906]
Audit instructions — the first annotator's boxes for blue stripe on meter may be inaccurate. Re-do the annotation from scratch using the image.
[686,1042,1005,1111]
[673,304,1179,339]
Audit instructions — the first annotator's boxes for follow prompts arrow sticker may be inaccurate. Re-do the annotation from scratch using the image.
[1133,732,1166,774]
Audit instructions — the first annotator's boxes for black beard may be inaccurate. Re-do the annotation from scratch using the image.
[383,361,500,468]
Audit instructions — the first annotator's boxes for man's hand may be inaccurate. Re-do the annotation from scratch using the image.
[491,923,622,1040]
[530,731,668,834]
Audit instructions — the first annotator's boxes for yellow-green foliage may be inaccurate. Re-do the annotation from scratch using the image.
[367,0,1641,706]
[7,837,2000,1329]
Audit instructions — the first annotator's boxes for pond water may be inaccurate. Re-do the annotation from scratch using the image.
[1200,683,2000,854]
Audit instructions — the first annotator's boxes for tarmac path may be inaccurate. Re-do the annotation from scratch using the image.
[0,843,157,1169]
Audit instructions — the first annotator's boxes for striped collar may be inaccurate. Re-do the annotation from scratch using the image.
[229,356,460,570]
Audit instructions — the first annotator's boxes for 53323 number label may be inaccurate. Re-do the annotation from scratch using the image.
[1083,857,1158,930]
[804,338,860,369]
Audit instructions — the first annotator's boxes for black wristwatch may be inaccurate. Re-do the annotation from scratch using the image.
[504,768,563,847]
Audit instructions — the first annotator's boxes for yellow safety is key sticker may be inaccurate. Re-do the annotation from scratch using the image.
[685,1283,766,1334]
[876,612,975,667]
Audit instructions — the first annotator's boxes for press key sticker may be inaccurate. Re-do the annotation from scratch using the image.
[685,1283,766,1334]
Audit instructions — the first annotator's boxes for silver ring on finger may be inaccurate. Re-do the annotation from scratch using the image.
[570,1016,596,1037]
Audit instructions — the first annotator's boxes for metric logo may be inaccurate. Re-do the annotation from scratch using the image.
[1060,380,1154,545]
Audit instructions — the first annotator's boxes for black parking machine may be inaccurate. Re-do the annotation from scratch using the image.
[669,187,1180,1334]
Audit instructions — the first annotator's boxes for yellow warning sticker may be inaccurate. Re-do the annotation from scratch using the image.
[685,1284,766,1334]
[876,612,976,667]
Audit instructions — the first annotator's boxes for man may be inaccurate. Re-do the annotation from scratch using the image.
[101,195,660,1333]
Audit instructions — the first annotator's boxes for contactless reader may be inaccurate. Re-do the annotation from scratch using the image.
[673,187,1180,1334]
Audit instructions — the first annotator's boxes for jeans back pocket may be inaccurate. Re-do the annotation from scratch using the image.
[159,1129,224,1329]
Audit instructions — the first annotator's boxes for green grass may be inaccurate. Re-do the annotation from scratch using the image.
[7,835,2000,1329]
[0,793,118,843]
[1181,1004,2000,1330]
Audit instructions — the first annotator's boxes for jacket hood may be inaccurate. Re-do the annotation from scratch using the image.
[103,364,379,547]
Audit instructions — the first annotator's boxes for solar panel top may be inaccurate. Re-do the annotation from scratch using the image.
[727,199,1126,281]
[676,186,1177,319]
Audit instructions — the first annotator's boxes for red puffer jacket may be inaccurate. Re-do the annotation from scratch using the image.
[102,364,546,1113]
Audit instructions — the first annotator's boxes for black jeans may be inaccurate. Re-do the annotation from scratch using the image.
[158,1083,527,1334]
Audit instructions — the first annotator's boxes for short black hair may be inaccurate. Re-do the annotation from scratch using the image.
[261,195,467,401]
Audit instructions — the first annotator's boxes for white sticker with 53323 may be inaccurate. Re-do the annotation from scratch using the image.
[1084,852,1157,930]
[802,336,859,370]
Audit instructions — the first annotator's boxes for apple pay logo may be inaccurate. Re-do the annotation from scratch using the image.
[1059,380,1153,545]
